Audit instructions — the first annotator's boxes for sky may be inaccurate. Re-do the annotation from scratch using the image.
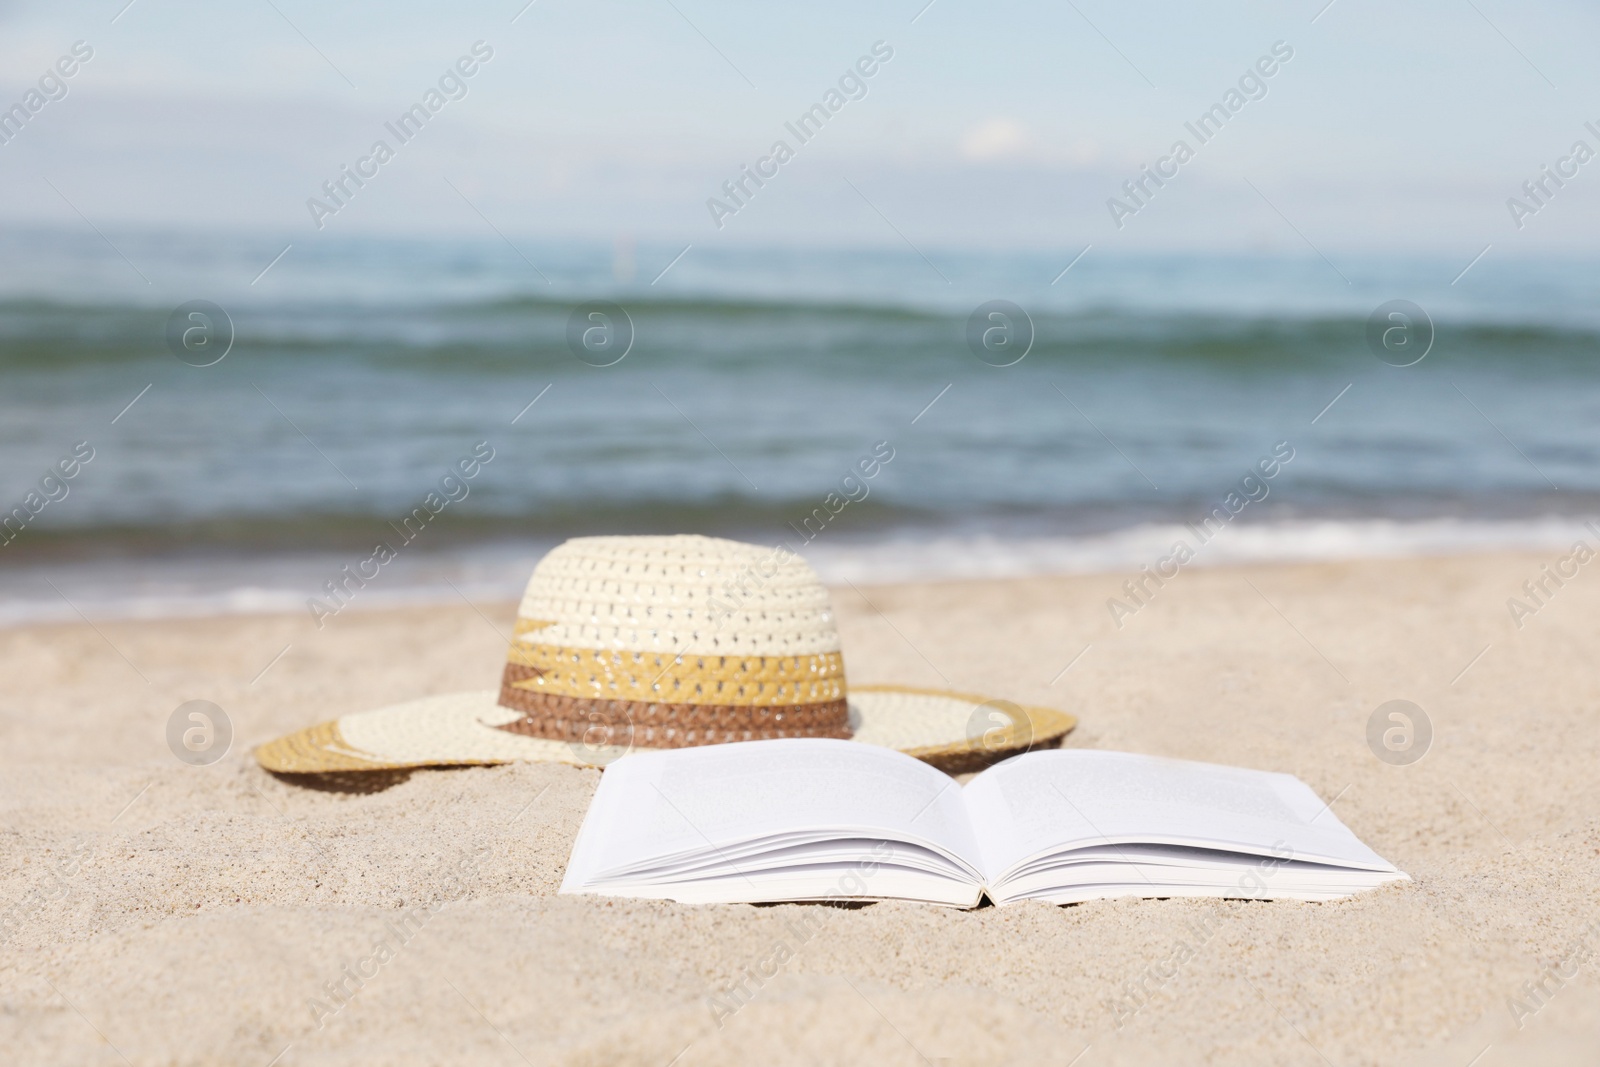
[1,0,1599,257]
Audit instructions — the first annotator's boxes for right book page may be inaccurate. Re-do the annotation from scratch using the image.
[961,749,1402,895]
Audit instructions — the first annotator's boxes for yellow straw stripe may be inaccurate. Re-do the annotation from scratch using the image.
[504,643,845,706]
[255,721,384,774]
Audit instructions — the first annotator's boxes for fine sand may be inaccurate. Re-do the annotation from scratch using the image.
[2,552,1598,1065]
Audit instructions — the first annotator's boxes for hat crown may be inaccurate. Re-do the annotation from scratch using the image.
[515,534,839,656]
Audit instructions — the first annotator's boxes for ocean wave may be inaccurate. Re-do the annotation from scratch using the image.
[802,517,1600,583]
[2,295,1598,373]
[2,517,1594,627]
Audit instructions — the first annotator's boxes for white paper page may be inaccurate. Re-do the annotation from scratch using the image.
[562,738,983,894]
[620,863,980,907]
[963,750,1398,883]
[627,838,981,883]
[1004,879,1396,906]
[996,866,1400,898]
[1001,842,1368,880]
[991,843,1405,904]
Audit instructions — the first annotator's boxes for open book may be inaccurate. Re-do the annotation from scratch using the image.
[561,739,1407,907]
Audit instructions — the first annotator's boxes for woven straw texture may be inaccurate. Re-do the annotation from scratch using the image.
[495,686,852,747]
[254,687,1076,773]
[512,535,839,655]
[251,535,1077,774]
[502,646,846,705]
[498,535,851,742]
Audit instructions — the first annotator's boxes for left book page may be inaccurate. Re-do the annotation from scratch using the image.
[560,739,987,906]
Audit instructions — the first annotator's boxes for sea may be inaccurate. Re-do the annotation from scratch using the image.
[2,226,1597,625]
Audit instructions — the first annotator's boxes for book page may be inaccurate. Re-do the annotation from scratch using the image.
[563,738,983,891]
[962,749,1396,883]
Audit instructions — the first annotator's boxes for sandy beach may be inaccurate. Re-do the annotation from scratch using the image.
[3,550,1597,1065]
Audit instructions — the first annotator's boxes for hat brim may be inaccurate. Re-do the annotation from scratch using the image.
[255,685,1076,774]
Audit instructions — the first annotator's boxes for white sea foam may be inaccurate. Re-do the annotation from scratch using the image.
[803,516,1600,584]
[2,516,1595,627]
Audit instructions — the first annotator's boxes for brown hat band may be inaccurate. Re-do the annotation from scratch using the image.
[495,664,852,748]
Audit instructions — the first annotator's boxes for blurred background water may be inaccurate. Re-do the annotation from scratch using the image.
[1,227,1596,622]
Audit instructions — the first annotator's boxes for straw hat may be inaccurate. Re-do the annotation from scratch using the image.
[256,535,1075,773]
